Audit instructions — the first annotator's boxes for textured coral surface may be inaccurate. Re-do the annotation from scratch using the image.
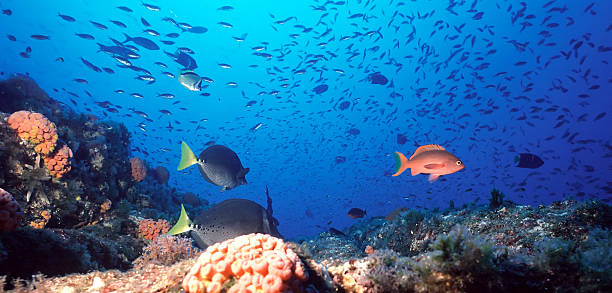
[7,110,58,155]
[183,233,308,293]
[43,144,73,178]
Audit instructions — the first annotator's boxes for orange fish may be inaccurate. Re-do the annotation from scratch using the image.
[392,144,464,182]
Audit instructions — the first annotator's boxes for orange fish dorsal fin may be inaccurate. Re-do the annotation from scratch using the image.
[409,144,446,160]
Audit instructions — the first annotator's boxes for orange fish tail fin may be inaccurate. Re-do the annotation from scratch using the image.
[392,152,411,176]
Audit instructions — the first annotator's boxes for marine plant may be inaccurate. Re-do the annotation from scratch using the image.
[133,235,198,268]
[488,188,504,209]
[416,225,503,292]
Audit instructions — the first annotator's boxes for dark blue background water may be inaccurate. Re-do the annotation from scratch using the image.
[1,0,611,239]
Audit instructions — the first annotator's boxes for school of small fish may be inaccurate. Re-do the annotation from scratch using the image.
[1,0,611,235]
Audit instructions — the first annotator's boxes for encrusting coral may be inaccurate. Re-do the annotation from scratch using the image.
[7,110,58,156]
[0,188,23,232]
[182,233,308,293]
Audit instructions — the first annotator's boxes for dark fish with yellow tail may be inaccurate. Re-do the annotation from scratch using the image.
[167,198,279,249]
[177,141,249,191]
[392,144,464,182]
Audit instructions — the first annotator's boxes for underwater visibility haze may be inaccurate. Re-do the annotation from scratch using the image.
[0,0,611,291]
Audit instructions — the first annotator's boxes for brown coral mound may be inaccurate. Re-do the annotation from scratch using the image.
[43,144,73,178]
[130,157,146,182]
[7,110,58,155]
[0,187,23,232]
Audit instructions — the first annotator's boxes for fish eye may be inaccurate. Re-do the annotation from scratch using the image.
[456,161,462,165]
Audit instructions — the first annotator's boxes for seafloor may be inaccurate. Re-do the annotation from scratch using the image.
[0,76,610,292]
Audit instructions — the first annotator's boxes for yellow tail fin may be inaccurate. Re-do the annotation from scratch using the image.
[392,152,410,176]
[177,141,198,170]
[167,204,193,235]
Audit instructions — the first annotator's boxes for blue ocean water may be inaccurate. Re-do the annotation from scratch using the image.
[0,0,610,240]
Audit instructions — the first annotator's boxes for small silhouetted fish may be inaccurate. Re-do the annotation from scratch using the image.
[142,2,160,11]
[123,33,159,50]
[7,35,16,41]
[166,32,180,38]
[313,84,328,94]
[31,35,50,40]
[117,6,132,12]
[75,33,94,40]
[349,128,360,135]
[110,20,127,28]
[515,153,544,169]
[58,14,75,22]
[397,134,407,145]
[348,208,366,219]
[141,17,151,27]
[2,9,12,15]
[165,50,197,70]
[186,26,208,34]
[339,101,350,110]
[217,6,234,10]
[368,72,388,85]
[90,21,108,30]
[335,156,346,164]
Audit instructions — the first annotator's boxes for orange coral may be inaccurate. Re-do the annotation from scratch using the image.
[138,218,171,241]
[30,210,51,229]
[0,188,23,232]
[130,157,146,182]
[43,144,73,178]
[183,233,308,293]
[7,110,58,155]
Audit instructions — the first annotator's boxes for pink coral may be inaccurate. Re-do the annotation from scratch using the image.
[7,110,58,155]
[43,144,73,178]
[130,157,146,182]
[0,188,24,232]
[183,233,308,293]
[138,218,171,241]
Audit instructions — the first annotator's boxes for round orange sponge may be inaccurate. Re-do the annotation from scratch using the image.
[183,233,308,293]
[7,110,58,155]
[0,188,24,232]
[43,144,73,178]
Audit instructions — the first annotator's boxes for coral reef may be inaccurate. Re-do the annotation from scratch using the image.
[138,218,171,241]
[130,157,146,182]
[0,188,23,232]
[182,233,309,293]
[0,225,142,284]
